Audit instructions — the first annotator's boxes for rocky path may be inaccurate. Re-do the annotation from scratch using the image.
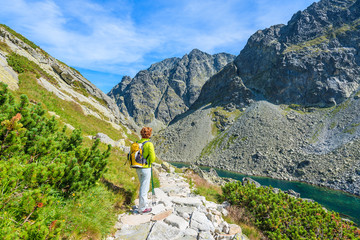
[107,163,249,240]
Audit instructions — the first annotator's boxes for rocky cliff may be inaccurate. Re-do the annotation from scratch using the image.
[108,49,235,131]
[0,24,135,134]
[153,0,360,196]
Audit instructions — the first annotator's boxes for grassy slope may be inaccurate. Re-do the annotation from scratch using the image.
[15,72,139,240]
[1,32,141,238]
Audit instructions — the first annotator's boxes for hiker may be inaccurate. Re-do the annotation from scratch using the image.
[135,127,156,214]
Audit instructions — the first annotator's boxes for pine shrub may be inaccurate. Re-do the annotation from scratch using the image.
[222,181,360,240]
[0,83,111,239]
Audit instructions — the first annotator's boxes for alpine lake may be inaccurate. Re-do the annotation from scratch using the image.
[169,162,360,226]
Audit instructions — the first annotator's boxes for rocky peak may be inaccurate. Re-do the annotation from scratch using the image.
[282,0,359,43]
[234,0,360,107]
[108,49,235,131]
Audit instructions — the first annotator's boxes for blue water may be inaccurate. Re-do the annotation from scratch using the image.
[170,162,360,226]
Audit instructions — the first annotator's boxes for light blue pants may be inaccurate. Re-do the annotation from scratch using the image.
[136,168,151,211]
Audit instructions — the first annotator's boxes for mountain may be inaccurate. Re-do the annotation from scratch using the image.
[153,0,360,196]
[108,49,235,131]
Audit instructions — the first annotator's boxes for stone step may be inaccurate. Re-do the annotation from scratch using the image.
[107,164,248,240]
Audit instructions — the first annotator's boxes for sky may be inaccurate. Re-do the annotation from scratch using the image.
[0,0,317,93]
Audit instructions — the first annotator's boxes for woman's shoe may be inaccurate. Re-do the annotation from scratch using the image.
[141,208,152,214]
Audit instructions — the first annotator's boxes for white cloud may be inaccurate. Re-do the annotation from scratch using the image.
[0,0,319,82]
[0,0,162,74]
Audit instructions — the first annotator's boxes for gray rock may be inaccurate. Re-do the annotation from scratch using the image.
[190,210,215,232]
[285,189,301,198]
[198,231,215,240]
[184,227,198,237]
[172,197,202,208]
[147,221,182,240]
[173,235,197,240]
[242,178,261,188]
[114,222,153,240]
[150,203,167,215]
[164,214,189,231]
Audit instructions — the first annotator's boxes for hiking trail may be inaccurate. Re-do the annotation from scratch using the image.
[106,163,249,240]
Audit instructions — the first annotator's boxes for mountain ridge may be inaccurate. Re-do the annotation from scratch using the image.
[108,49,235,131]
[153,0,360,196]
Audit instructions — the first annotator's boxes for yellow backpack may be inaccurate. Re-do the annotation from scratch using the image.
[127,141,149,168]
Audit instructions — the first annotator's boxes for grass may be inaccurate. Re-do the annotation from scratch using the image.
[210,106,242,135]
[72,81,90,97]
[7,52,59,86]
[57,184,120,239]
[329,121,337,129]
[226,134,240,149]
[13,72,125,141]
[329,98,352,117]
[184,169,222,203]
[283,18,360,55]
[283,35,329,54]
[0,40,11,53]
[200,132,228,157]
[224,206,267,240]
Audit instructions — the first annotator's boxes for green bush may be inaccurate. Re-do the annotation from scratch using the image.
[0,84,111,239]
[222,181,360,240]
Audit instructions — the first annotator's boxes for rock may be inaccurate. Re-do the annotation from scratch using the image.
[147,221,182,240]
[114,222,122,230]
[190,210,215,232]
[272,188,281,194]
[176,206,196,219]
[242,178,261,188]
[0,54,19,91]
[198,231,215,240]
[219,221,230,234]
[115,139,125,147]
[161,162,172,173]
[120,214,152,225]
[114,222,153,240]
[95,133,114,145]
[228,224,242,235]
[154,188,169,200]
[285,189,301,198]
[164,214,189,230]
[95,133,127,149]
[48,111,60,118]
[184,227,198,237]
[150,203,167,215]
[172,197,202,207]
[64,123,75,131]
[174,235,197,240]
[108,159,251,240]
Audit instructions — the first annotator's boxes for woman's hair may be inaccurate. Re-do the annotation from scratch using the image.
[140,127,152,138]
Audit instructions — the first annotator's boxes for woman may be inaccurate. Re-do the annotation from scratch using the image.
[136,127,156,214]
